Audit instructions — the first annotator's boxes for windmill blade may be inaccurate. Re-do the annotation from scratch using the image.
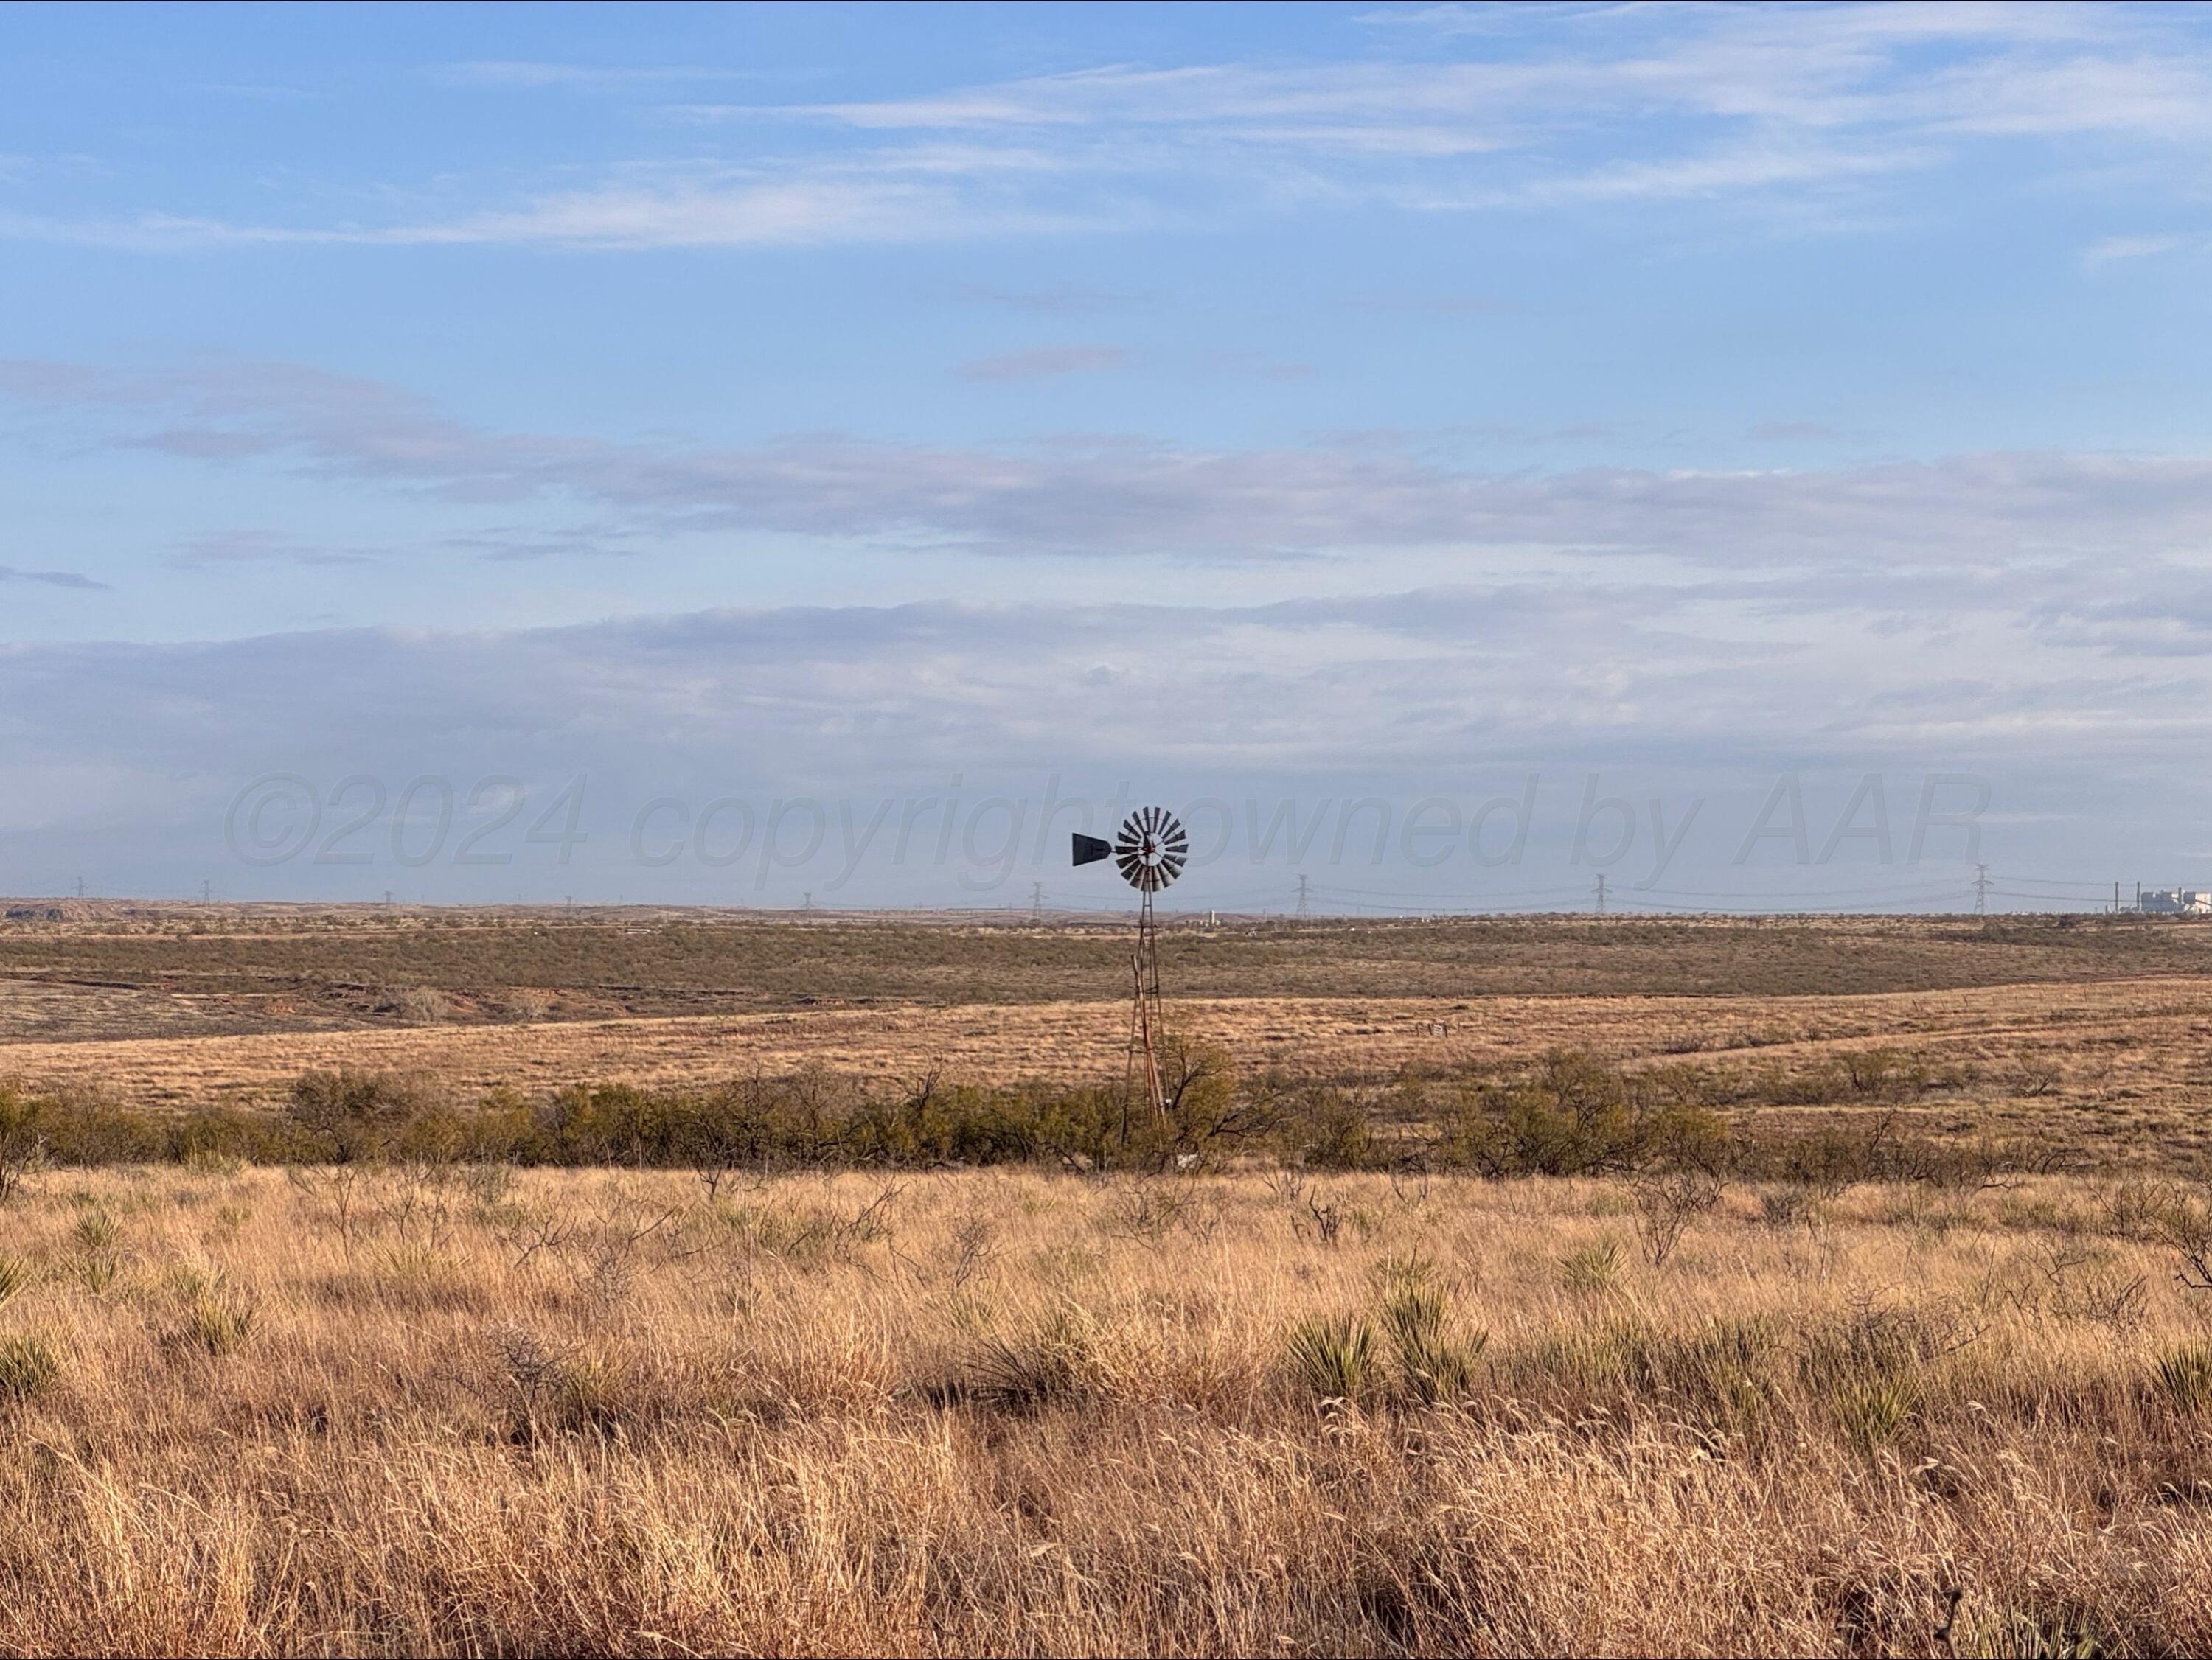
[1072,832,1112,868]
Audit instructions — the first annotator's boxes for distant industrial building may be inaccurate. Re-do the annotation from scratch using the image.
[2140,889,2212,914]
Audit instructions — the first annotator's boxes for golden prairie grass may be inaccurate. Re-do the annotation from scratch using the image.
[7,975,2212,1168]
[5,1164,2212,1654]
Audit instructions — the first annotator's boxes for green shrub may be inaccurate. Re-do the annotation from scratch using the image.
[1436,1050,1727,1178]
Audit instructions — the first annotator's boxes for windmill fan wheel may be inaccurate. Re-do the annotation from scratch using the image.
[1113,807,1188,893]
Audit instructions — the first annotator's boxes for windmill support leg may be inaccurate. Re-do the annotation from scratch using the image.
[1127,893,1166,1121]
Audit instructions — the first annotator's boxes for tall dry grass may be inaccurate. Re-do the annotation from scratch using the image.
[3,1163,2212,1654]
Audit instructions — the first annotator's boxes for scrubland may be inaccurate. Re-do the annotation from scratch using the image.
[5,1160,2212,1655]
[4,909,2212,1655]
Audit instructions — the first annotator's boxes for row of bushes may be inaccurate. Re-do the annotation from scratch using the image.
[0,1045,2015,1184]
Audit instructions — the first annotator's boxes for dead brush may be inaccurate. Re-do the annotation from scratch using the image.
[1756,1184,1826,1230]
[935,1209,1001,1290]
[2100,1175,2176,1243]
[489,1324,627,1440]
[1096,1180,1197,1249]
[2151,1183,2212,1294]
[2034,1242,2150,1335]
[1298,1191,1346,1246]
[1632,1168,1725,1267]
[1798,1298,1975,1450]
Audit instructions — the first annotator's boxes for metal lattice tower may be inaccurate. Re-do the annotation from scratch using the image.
[1074,807,1188,1118]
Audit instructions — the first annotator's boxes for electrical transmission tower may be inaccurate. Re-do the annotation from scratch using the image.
[1974,865,1989,915]
[1594,873,1607,915]
[1030,881,1044,921]
[1296,874,1312,919]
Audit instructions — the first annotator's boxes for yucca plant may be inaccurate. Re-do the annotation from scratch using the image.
[179,1289,260,1358]
[1287,1313,1377,1404]
[1559,1238,1623,1295]
[73,1254,120,1295]
[1832,1375,1921,1450]
[2155,1345,2212,1415]
[1377,1280,1486,1405]
[0,1251,29,1309]
[0,1333,61,1404]
[969,1308,1091,1411]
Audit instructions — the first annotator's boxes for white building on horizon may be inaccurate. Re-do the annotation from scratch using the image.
[2140,889,2212,915]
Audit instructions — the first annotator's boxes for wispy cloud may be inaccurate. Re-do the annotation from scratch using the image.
[956,345,1125,382]
[431,61,776,91]
[9,358,2212,578]
[953,282,1147,313]
[4,4,2208,252]
[2083,232,2193,267]
[0,563,108,590]
[166,531,377,570]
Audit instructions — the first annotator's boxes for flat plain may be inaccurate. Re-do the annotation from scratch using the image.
[6,906,2212,1655]
[3,904,2211,1162]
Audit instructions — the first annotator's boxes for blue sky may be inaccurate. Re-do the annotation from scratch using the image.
[3,1,2212,909]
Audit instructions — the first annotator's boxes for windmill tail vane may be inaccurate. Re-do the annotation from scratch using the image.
[1073,807,1187,1120]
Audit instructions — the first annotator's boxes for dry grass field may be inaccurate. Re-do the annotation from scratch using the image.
[3,905,2211,1163]
[6,1164,2212,1654]
[7,907,2212,1655]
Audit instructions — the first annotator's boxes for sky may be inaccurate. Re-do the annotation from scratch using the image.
[3,0,2211,912]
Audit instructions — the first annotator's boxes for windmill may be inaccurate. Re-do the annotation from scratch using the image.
[1074,807,1186,1117]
